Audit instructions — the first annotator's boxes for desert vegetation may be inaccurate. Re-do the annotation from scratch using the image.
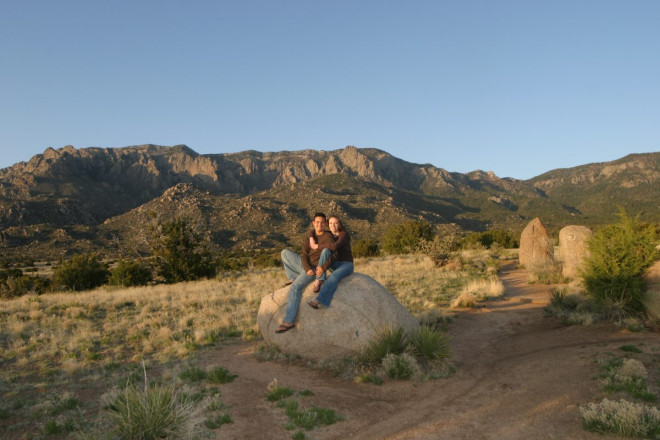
[0,247,504,439]
[1,210,658,438]
[544,211,659,325]
[580,346,660,438]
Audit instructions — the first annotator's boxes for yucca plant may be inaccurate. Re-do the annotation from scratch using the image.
[407,325,451,366]
[360,327,409,365]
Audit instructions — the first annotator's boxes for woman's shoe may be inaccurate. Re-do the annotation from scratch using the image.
[308,300,320,309]
[312,280,324,293]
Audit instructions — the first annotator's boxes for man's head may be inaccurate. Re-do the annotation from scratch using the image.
[312,212,327,234]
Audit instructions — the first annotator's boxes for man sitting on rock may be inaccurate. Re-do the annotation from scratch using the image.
[277,212,335,333]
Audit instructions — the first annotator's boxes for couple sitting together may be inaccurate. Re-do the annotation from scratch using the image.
[276,212,354,333]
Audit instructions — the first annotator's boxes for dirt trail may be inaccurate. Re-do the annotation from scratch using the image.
[203,261,659,439]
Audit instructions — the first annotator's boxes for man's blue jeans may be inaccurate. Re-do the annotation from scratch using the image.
[281,249,315,323]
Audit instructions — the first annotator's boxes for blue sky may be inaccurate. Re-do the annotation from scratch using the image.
[1,1,659,179]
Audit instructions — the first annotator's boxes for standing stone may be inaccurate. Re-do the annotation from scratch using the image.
[519,218,554,268]
[258,273,419,361]
[642,259,660,320]
[558,225,593,279]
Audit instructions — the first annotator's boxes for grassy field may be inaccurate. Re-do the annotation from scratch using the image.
[0,251,506,439]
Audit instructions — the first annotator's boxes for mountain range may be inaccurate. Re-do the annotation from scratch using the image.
[0,144,658,261]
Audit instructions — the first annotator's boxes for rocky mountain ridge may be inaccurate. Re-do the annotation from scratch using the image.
[0,145,658,260]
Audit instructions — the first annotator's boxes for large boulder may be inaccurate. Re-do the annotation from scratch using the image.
[642,260,660,321]
[558,225,592,279]
[519,218,554,268]
[257,273,419,361]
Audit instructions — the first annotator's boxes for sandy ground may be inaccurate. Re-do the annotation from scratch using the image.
[200,262,660,440]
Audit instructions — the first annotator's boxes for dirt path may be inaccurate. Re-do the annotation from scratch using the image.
[202,262,659,439]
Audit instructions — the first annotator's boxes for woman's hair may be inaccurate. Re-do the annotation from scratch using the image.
[328,215,344,232]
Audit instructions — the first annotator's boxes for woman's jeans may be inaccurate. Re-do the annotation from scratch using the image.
[281,249,315,323]
[316,259,354,307]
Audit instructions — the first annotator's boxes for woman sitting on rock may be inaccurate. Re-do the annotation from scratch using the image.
[307,215,354,309]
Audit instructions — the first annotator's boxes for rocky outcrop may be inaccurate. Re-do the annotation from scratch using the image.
[257,273,419,361]
[558,225,592,279]
[1,144,658,260]
[519,218,554,268]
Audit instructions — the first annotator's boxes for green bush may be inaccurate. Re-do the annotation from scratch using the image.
[382,353,420,379]
[582,210,659,317]
[463,230,518,249]
[382,221,435,255]
[216,252,248,272]
[53,253,109,291]
[266,386,294,402]
[251,251,280,268]
[419,234,460,266]
[150,218,216,283]
[207,366,238,384]
[108,259,152,287]
[0,269,50,299]
[352,239,380,258]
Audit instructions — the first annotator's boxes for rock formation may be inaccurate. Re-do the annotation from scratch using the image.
[558,225,592,279]
[519,218,554,268]
[642,259,660,320]
[257,273,419,361]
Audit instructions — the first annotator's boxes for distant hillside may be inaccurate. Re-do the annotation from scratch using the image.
[528,152,660,224]
[0,145,658,260]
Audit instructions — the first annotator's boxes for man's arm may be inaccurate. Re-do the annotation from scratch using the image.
[300,236,314,273]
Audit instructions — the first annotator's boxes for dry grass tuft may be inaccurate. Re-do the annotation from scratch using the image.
[450,277,504,308]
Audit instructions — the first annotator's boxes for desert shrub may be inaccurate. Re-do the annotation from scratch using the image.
[544,288,597,325]
[580,398,660,437]
[603,358,656,402]
[205,413,232,429]
[108,259,152,287]
[250,251,280,268]
[355,374,384,385]
[53,253,109,291]
[108,383,204,440]
[463,230,518,249]
[352,239,380,258]
[450,291,478,308]
[418,233,461,266]
[207,366,238,384]
[178,366,207,382]
[407,326,452,366]
[548,288,581,311]
[150,218,216,283]
[266,381,294,402]
[360,327,409,365]
[0,270,50,299]
[583,210,659,317]
[382,353,420,379]
[382,221,435,255]
[215,252,248,272]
